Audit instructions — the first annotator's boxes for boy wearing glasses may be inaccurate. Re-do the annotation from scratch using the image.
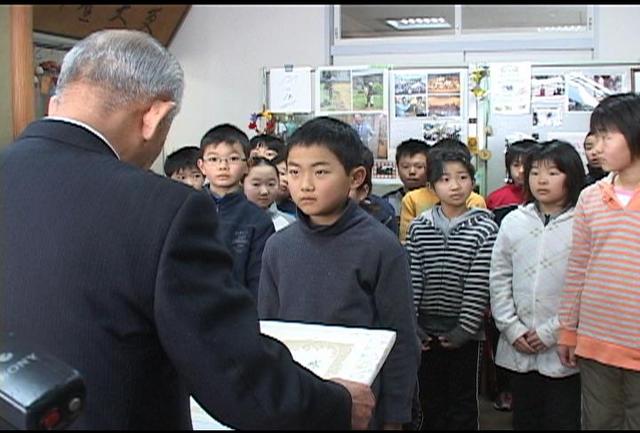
[164,146,206,190]
[198,124,275,298]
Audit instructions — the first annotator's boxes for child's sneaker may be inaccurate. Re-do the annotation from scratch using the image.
[492,391,513,412]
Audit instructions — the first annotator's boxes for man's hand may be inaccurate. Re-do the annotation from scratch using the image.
[557,344,577,368]
[331,378,375,430]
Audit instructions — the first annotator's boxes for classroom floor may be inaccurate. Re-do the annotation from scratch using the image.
[479,393,513,430]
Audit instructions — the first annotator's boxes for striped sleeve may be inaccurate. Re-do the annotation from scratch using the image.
[458,224,496,335]
[558,191,590,345]
[405,219,425,316]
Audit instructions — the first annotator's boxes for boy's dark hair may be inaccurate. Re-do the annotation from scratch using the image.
[286,116,364,173]
[395,139,430,165]
[359,145,374,194]
[427,149,476,186]
[249,134,285,156]
[590,92,640,159]
[429,138,472,161]
[272,151,287,167]
[505,139,537,182]
[163,146,201,177]
[523,140,585,207]
[200,123,250,157]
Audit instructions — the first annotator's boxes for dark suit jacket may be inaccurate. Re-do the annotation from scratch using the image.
[0,119,350,430]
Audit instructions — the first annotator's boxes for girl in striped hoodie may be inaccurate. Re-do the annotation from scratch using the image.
[406,148,498,430]
[490,140,585,430]
[558,92,640,429]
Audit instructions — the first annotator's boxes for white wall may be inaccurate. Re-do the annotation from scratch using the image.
[164,5,330,155]
[595,5,640,61]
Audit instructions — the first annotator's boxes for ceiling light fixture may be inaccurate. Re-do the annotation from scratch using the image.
[537,25,586,32]
[386,17,451,30]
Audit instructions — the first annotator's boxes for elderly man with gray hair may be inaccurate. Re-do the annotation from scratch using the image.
[1,29,374,430]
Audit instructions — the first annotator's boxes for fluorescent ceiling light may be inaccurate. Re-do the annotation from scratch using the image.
[386,17,451,30]
[537,25,586,32]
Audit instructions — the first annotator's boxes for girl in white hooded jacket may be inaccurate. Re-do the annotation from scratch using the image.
[489,140,585,430]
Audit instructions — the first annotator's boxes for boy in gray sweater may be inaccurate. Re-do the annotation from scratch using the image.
[258,116,420,430]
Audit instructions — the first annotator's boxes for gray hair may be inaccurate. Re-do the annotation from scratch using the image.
[55,29,184,119]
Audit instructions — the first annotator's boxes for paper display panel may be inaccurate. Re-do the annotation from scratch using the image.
[490,62,532,115]
[268,67,312,113]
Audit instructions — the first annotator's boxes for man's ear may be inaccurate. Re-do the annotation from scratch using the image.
[350,165,367,189]
[141,100,176,141]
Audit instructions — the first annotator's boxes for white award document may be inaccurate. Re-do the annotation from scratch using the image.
[191,320,396,430]
[258,320,396,386]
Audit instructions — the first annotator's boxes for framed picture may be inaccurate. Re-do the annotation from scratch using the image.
[632,68,640,92]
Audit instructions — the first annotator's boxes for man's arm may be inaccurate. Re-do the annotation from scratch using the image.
[153,191,369,429]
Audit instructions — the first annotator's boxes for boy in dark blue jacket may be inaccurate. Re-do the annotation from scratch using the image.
[198,124,275,298]
[258,116,419,429]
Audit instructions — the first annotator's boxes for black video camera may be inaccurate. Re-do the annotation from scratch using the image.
[0,334,85,430]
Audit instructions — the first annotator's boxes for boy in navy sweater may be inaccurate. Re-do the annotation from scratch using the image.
[198,124,275,298]
[258,116,419,429]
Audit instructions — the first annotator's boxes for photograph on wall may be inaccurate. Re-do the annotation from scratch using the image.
[268,67,313,113]
[532,74,566,99]
[374,159,397,179]
[352,70,385,111]
[271,113,315,140]
[317,68,352,112]
[422,118,462,146]
[395,95,427,117]
[428,73,461,94]
[331,113,389,159]
[565,71,623,112]
[427,95,461,117]
[394,73,426,96]
[532,105,564,127]
[393,72,427,118]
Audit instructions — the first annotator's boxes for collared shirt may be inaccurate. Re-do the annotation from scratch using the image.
[46,116,120,159]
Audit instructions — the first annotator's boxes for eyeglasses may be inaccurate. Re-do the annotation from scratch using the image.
[203,156,247,165]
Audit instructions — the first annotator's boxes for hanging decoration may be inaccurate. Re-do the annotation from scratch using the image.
[470,66,489,100]
[248,106,276,135]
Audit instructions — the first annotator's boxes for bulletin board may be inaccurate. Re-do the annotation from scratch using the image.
[263,61,640,193]
[484,62,639,193]
[264,65,469,185]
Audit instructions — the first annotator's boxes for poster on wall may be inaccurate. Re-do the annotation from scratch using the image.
[327,113,389,161]
[565,71,623,111]
[316,66,388,114]
[389,68,467,163]
[268,67,313,113]
[490,62,532,115]
[271,113,315,140]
